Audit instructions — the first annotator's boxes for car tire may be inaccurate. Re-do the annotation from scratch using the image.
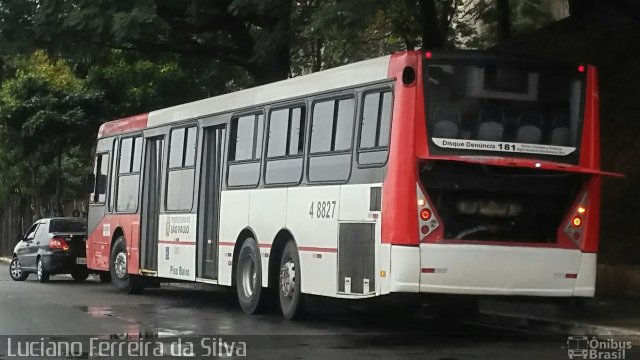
[278,240,305,320]
[235,238,265,314]
[37,257,50,283]
[98,272,111,283]
[110,236,144,294]
[71,270,89,282]
[9,257,28,281]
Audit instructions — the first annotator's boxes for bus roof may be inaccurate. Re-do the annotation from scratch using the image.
[98,55,392,138]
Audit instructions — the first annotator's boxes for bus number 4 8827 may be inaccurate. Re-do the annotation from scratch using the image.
[309,201,336,219]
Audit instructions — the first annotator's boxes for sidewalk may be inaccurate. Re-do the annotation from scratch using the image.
[477,297,640,336]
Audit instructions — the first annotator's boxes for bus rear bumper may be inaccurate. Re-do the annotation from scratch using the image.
[388,244,596,297]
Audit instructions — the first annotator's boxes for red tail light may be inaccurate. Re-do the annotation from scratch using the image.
[49,237,70,251]
[564,192,588,245]
[417,183,439,240]
[420,208,432,221]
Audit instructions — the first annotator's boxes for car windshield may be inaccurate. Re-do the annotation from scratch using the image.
[425,61,585,163]
[49,219,87,233]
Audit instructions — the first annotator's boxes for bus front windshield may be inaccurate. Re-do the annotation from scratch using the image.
[425,62,585,163]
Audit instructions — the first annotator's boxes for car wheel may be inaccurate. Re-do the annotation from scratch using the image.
[278,240,305,320]
[71,270,89,282]
[98,272,111,283]
[110,236,144,294]
[37,257,50,283]
[235,238,265,314]
[9,257,28,281]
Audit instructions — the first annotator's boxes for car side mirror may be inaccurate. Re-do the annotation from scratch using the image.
[86,173,95,194]
[96,174,107,195]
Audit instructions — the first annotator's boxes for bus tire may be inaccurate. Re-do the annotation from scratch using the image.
[235,238,264,314]
[278,240,305,320]
[110,236,144,294]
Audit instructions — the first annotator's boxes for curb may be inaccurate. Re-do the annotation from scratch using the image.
[473,309,640,338]
[0,257,10,263]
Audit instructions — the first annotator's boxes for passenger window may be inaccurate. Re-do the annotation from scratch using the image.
[360,91,393,149]
[358,90,393,166]
[116,135,143,212]
[228,114,264,188]
[229,115,263,161]
[267,107,305,158]
[264,106,306,185]
[25,223,39,240]
[307,97,355,183]
[90,152,109,204]
[310,98,355,153]
[167,126,197,210]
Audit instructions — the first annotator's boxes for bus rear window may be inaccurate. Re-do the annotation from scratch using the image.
[425,62,584,162]
[50,220,87,233]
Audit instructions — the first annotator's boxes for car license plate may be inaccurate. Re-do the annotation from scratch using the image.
[76,258,87,265]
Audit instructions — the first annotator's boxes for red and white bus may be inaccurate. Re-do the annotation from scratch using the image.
[86,50,617,319]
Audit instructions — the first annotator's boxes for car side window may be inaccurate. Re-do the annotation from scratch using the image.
[34,223,47,240]
[25,223,39,240]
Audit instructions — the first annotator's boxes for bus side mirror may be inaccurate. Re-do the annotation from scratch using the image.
[96,174,107,195]
[86,173,95,194]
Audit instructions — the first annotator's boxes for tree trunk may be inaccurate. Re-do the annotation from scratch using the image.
[31,165,42,220]
[419,0,445,49]
[55,153,62,216]
[496,0,512,43]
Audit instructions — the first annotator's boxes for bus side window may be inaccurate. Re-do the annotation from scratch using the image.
[90,152,109,204]
[167,126,197,211]
[307,97,355,183]
[358,90,393,166]
[116,136,143,213]
[227,114,263,188]
[264,106,306,185]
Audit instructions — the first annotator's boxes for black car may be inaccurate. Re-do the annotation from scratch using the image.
[9,218,89,283]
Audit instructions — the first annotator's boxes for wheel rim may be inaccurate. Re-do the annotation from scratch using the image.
[37,259,43,279]
[241,254,257,297]
[114,252,127,279]
[10,259,22,279]
[280,259,296,299]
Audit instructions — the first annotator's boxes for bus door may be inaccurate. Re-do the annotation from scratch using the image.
[197,125,226,280]
[140,136,164,272]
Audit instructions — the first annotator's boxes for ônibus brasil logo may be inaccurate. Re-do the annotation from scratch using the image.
[567,336,632,359]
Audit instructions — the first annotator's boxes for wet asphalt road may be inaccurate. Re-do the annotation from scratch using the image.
[0,262,581,359]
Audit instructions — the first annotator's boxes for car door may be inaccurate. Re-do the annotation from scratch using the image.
[33,220,49,258]
[20,222,40,269]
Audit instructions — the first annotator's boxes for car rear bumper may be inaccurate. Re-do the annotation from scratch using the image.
[42,252,87,275]
[388,243,596,297]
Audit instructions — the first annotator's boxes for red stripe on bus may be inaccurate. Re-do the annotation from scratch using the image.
[98,113,148,138]
[219,242,236,246]
[158,241,196,245]
[298,246,337,253]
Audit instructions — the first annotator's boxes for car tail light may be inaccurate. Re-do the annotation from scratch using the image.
[417,184,439,238]
[564,192,588,244]
[49,237,70,251]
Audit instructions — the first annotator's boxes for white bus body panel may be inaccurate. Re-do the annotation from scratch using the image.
[148,56,391,127]
[218,190,251,286]
[250,188,287,288]
[389,243,594,296]
[287,185,341,296]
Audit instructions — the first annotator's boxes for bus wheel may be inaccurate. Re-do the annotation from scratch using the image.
[235,239,264,314]
[279,240,305,320]
[110,236,144,294]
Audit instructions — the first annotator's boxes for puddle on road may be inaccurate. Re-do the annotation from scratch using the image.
[76,306,114,318]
